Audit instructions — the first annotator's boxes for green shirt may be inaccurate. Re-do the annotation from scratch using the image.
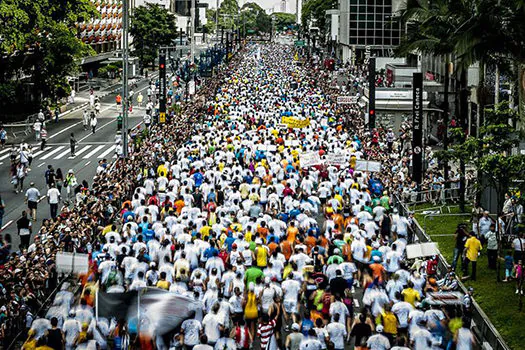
[245,267,263,286]
[327,255,344,265]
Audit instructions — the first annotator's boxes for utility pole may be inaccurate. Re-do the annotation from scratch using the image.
[190,0,196,64]
[122,0,129,157]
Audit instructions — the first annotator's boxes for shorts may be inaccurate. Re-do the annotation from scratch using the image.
[28,201,37,210]
[283,300,297,313]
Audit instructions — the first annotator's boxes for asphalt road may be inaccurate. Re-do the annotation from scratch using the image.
[0,76,156,250]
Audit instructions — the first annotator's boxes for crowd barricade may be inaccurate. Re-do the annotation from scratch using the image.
[400,187,476,214]
[393,194,511,350]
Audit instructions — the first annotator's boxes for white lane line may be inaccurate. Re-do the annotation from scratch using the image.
[48,121,81,140]
[0,152,12,161]
[0,162,3,165]
[78,119,115,143]
[0,148,11,155]
[37,162,46,168]
[82,145,105,159]
[54,147,74,160]
[1,220,13,231]
[97,145,116,158]
[85,161,91,166]
[31,147,52,158]
[68,145,91,159]
[39,146,65,160]
[38,195,47,203]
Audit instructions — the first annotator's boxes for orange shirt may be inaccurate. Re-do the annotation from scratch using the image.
[286,226,299,243]
[174,200,185,214]
[305,236,317,253]
[281,240,293,261]
[268,242,279,255]
[257,227,269,240]
[370,263,385,282]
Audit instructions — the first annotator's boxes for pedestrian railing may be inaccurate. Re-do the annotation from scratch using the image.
[6,113,38,139]
[400,187,476,213]
[393,194,511,350]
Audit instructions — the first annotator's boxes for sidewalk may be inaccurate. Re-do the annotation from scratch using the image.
[3,75,155,144]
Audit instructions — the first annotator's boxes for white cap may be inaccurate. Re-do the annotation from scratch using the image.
[376,325,384,333]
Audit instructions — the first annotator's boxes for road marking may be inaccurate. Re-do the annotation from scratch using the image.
[48,121,81,140]
[37,162,46,168]
[85,161,91,166]
[0,148,10,156]
[38,195,47,203]
[68,145,91,159]
[32,147,52,158]
[77,118,115,143]
[1,220,13,231]
[54,147,74,160]
[97,145,116,158]
[82,145,105,159]
[0,153,12,161]
[39,146,65,160]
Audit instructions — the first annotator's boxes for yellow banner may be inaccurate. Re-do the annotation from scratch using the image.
[282,116,310,128]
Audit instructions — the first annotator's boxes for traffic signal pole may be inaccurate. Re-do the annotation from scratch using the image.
[122,0,129,157]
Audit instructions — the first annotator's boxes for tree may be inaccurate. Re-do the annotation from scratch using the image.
[219,0,239,30]
[437,102,525,281]
[0,0,97,113]
[241,2,271,34]
[130,4,178,69]
[301,0,336,43]
[273,12,296,32]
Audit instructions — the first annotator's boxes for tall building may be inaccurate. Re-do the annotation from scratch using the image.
[337,0,402,62]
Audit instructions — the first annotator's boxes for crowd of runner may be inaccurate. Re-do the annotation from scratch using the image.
[0,44,479,350]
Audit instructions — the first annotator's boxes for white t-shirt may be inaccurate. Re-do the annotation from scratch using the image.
[326,322,347,349]
[181,319,202,346]
[47,188,61,204]
[282,279,301,301]
[201,313,222,343]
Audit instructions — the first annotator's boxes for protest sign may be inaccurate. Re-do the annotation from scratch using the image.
[354,160,382,172]
[281,116,310,128]
[406,242,439,259]
[56,252,89,274]
[326,153,347,166]
[299,152,322,167]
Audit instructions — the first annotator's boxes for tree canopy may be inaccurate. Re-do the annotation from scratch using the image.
[301,0,336,43]
[130,4,178,69]
[241,2,271,34]
[0,0,98,113]
[273,12,296,32]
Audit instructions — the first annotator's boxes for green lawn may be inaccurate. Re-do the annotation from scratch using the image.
[415,206,523,350]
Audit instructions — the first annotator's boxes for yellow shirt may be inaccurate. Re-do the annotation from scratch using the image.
[402,288,420,307]
[200,225,212,239]
[245,231,253,242]
[157,164,168,177]
[156,280,170,290]
[102,225,113,235]
[381,312,398,335]
[465,237,482,261]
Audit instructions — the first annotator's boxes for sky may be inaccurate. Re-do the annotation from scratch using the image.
[201,0,283,11]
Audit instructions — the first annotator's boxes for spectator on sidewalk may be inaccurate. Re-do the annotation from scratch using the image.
[70,133,76,157]
[462,232,482,281]
[16,210,32,249]
[0,126,6,148]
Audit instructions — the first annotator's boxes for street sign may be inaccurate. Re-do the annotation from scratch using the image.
[294,40,305,47]
[337,96,359,104]
[159,112,166,123]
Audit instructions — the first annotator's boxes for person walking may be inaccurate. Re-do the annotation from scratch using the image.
[462,232,482,281]
[47,183,61,218]
[65,169,78,200]
[83,110,89,130]
[55,168,64,194]
[0,126,6,149]
[40,127,48,150]
[0,194,5,229]
[70,88,76,104]
[15,162,26,193]
[70,133,77,157]
[16,211,32,250]
[24,182,40,221]
[116,93,122,111]
[137,92,143,107]
[90,114,98,134]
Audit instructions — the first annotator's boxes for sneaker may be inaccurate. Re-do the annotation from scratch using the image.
[516,289,519,294]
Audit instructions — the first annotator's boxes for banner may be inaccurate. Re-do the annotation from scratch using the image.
[96,288,200,335]
[299,152,322,168]
[326,153,347,166]
[56,252,90,274]
[406,242,439,259]
[281,116,310,128]
[337,96,359,104]
[412,72,423,183]
[354,160,381,172]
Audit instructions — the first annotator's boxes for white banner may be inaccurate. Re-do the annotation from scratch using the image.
[326,153,347,166]
[355,160,382,172]
[406,243,439,259]
[299,152,322,168]
[337,95,359,104]
[56,252,90,274]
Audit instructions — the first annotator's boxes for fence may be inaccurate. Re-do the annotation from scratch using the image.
[393,194,510,350]
[5,113,38,139]
[400,187,476,214]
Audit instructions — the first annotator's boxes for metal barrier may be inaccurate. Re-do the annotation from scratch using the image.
[401,187,476,214]
[7,113,38,139]
[393,194,511,350]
